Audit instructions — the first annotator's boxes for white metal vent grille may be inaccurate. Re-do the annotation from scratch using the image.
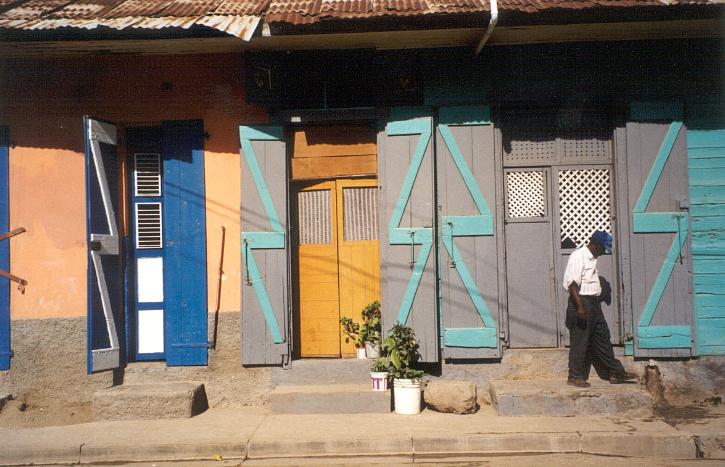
[134,153,161,197]
[558,169,611,248]
[561,131,611,161]
[343,187,378,241]
[505,137,556,163]
[135,203,163,249]
[506,171,546,218]
[298,190,331,244]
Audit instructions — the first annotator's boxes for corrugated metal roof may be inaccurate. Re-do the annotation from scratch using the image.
[0,0,720,37]
[0,0,262,39]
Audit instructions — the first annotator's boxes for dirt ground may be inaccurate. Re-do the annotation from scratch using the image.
[0,397,93,428]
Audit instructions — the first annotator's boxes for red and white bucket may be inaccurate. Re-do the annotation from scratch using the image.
[371,372,389,391]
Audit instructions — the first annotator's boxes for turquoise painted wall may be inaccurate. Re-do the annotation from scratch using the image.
[688,110,725,355]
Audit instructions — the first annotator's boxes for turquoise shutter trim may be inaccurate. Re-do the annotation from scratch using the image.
[239,125,284,344]
[631,113,692,350]
[386,116,434,326]
[439,106,497,349]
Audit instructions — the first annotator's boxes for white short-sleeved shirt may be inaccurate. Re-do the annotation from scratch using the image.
[562,245,601,296]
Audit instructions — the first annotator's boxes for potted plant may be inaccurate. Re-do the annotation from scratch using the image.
[361,301,382,358]
[383,323,425,414]
[339,316,366,358]
[370,357,389,391]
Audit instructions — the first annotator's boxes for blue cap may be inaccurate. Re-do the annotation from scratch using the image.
[591,231,612,254]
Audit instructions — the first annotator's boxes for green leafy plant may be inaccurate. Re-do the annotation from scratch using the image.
[370,357,389,373]
[339,316,363,348]
[340,301,382,348]
[381,323,425,380]
[360,301,381,345]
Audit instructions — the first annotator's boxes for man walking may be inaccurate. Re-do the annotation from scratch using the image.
[564,231,632,388]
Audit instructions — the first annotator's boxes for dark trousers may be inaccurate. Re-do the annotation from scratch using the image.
[566,295,625,381]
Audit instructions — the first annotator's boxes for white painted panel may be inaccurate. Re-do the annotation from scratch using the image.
[138,309,164,354]
[137,257,164,303]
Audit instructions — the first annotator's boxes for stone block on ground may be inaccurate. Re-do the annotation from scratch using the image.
[270,384,391,414]
[93,382,208,421]
[423,380,477,414]
[491,379,653,417]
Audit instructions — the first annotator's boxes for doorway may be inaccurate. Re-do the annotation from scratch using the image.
[501,106,620,348]
[290,124,380,358]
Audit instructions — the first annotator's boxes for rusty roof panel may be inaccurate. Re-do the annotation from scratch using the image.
[160,0,223,16]
[47,0,124,19]
[213,0,269,15]
[1,0,74,20]
[103,0,175,17]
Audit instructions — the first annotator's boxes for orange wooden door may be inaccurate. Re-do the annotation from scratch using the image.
[298,181,341,357]
[336,179,381,357]
[297,179,381,357]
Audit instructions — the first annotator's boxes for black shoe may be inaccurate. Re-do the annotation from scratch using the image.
[610,372,637,384]
[567,377,591,388]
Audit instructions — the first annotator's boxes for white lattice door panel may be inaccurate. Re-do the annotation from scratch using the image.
[554,166,620,345]
[558,169,612,248]
[506,171,546,219]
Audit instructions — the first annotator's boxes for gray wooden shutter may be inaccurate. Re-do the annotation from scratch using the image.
[240,125,289,365]
[436,106,502,358]
[378,109,438,362]
[622,101,693,357]
[85,117,124,373]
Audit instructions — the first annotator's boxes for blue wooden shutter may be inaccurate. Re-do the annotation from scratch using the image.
[0,127,9,370]
[85,117,124,373]
[379,109,439,363]
[436,106,501,358]
[162,120,208,366]
[239,126,289,365]
[625,101,693,357]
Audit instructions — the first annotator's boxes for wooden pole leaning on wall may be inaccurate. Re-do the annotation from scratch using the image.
[0,227,27,292]
[211,225,226,350]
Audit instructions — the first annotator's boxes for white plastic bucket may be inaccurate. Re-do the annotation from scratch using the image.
[356,347,367,359]
[393,378,422,414]
[371,372,389,391]
[365,342,381,359]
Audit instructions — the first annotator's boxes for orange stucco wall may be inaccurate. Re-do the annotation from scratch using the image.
[0,53,266,319]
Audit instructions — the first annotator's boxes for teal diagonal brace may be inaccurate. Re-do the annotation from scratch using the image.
[633,122,683,216]
[438,124,492,222]
[386,116,434,326]
[441,239,495,329]
[636,216,689,328]
[395,241,433,326]
[240,125,285,344]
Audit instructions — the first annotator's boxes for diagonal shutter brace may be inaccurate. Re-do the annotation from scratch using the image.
[0,227,27,292]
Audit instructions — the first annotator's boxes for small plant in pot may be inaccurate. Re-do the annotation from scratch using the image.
[361,301,382,358]
[383,323,425,414]
[370,357,389,391]
[339,316,366,358]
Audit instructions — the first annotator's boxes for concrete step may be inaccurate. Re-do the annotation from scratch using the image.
[490,378,654,417]
[93,382,209,421]
[270,383,391,414]
[272,358,372,386]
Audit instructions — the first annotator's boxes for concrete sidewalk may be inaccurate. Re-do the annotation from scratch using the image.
[0,406,723,465]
